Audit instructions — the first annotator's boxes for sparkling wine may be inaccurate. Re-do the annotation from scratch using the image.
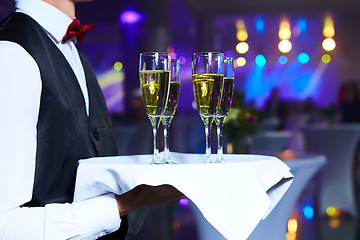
[162,82,180,125]
[140,70,170,116]
[192,73,223,117]
[217,77,234,117]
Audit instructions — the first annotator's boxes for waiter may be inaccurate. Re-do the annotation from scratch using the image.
[0,0,182,239]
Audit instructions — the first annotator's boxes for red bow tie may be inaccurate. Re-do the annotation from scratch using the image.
[62,18,96,43]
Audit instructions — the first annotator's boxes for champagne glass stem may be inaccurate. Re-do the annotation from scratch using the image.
[163,122,170,162]
[204,120,212,163]
[152,126,160,164]
[150,117,161,164]
[216,116,225,163]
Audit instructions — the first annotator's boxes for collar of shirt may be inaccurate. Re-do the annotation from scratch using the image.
[15,0,74,44]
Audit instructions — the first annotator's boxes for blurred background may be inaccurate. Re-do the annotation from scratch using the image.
[2,0,360,239]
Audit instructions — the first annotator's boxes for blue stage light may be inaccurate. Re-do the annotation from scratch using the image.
[255,17,265,34]
[298,18,307,33]
[298,52,310,64]
[255,54,266,66]
[278,55,288,65]
[303,205,314,220]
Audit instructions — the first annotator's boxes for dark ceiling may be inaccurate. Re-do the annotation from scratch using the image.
[1,0,360,21]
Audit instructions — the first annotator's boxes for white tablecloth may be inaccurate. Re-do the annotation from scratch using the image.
[74,153,293,240]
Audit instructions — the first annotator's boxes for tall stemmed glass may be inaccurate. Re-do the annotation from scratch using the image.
[161,59,181,164]
[139,52,171,164]
[215,57,235,163]
[192,52,224,163]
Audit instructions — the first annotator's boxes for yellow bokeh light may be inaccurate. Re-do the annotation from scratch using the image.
[324,16,334,28]
[278,40,292,53]
[280,18,290,29]
[237,30,248,41]
[227,143,233,154]
[323,15,335,38]
[323,26,335,38]
[113,61,123,71]
[326,206,337,217]
[322,54,331,64]
[236,57,246,67]
[329,219,341,229]
[236,20,245,30]
[286,232,297,240]
[287,219,298,234]
[279,28,291,40]
[279,18,291,40]
[236,42,249,54]
[322,38,336,51]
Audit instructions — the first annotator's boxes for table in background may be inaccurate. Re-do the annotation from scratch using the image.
[302,124,360,217]
[250,131,292,154]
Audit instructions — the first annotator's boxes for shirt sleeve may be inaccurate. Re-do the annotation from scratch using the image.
[0,41,121,240]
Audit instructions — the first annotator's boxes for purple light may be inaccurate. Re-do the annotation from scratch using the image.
[120,10,142,24]
[178,56,186,65]
[179,198,189,206]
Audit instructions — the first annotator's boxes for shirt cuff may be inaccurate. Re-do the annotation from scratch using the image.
[45,193,121,240]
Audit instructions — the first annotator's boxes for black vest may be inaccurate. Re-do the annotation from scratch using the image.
[0,12,127,239]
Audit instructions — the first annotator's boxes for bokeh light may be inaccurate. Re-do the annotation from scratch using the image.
[321,54,331,63]
[278,40,292,53]
[178,198,189,206]
[237,31,248,42]
[329,219,341,229]
[119,10,142,24]
[255,17,265,34]
[178,56,186,65]
[303,205,314,220]
[323,26,335,38]
[113,61,123,71]
[236,20,248,41]
[279,28,292,40]
[326,206,338,217]
[279,18,291,40]
[236,57,247,67]
[288,219,298,234]
[255,54,266,66]
[323,16,335,38]
[322,38,336,51]
[236,42,249,54]
[298,52,310,64]
[298,18,307,33]
[278,55,288,64]
[225,50,235,58]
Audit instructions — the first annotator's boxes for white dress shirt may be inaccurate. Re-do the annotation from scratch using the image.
[0,0,121,239]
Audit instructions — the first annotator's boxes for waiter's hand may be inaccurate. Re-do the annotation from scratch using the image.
[115,184,183,217]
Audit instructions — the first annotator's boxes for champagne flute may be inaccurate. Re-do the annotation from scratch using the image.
[192,52,224,163]
[161,59,181,164]
[139,52,171,164]
[215,57,235,163]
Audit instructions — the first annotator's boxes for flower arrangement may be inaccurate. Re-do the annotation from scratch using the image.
[223,90,260,153]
